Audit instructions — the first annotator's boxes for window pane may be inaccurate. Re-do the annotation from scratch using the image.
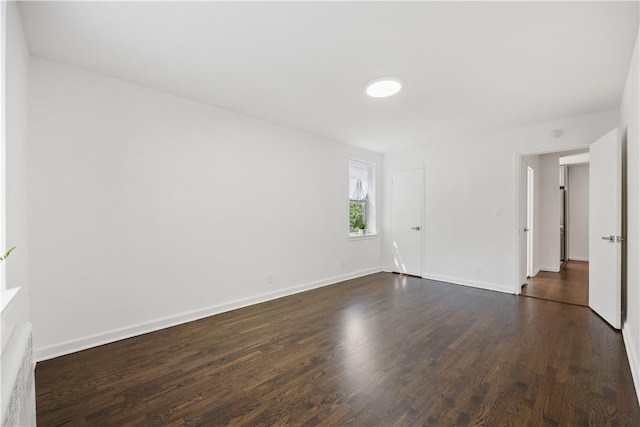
[349,201,366,232]
[349,160,370,200]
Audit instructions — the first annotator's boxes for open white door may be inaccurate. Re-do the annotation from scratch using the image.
[589,128,622,329]
[526,166,534,278]
[391,168,423,276]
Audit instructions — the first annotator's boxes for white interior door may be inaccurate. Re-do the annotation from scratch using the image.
[589,128,622,329]
[391,168,423,276]
[527,166,534,278]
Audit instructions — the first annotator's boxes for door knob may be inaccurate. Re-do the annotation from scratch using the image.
[602,235,625,242]
[524,228,529,232]
[411,226,421,231]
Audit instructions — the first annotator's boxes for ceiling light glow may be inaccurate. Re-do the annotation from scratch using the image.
[365,77,403,98]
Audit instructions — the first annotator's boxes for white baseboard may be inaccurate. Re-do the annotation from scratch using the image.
[539,266,560,273]
[622,325,640,407]
[532,267,541,277]
[568,256,589,262]
[35,267,382,362]
[421,273,513,295]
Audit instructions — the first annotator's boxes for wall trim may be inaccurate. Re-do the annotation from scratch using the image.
[622,325,640,407]
[422,273,513,295]
[568,256,589,262]
[1,287,20,314]
[35,267,382,362]
[539,266,561,273]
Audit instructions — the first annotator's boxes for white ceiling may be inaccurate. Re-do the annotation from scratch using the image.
[17,1,640,153]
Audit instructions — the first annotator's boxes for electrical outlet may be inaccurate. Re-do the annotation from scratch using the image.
[266,273,274,284]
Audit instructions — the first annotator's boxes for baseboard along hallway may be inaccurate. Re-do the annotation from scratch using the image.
[35,272,639,425]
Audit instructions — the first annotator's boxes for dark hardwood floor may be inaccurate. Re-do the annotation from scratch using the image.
[36,272,638,426]
[521,260,589,306]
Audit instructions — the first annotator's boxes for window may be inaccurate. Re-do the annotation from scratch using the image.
[349,159,375,235]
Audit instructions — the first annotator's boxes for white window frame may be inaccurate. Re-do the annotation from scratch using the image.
[349,158,376,237]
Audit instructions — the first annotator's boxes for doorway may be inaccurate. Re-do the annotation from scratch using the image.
[517,129,622,330]
[521,156,591,306]
[517,148,590,304]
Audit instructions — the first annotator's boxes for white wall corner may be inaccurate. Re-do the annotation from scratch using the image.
[538,266,561,273]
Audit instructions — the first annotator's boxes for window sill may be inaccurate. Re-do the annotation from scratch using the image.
[349,233,379,241]
[1,287,20,314]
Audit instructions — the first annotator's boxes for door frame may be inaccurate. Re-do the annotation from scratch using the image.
[514,145,589,294]
[390,166,424,277]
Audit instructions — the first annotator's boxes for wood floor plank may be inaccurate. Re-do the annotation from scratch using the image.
[36,273,639,426]
[522,260,589,306]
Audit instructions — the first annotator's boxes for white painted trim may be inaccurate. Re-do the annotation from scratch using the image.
[622,325,640,407]
[348,233,379,241]
[0,286,19,314]
[35,267,382,362]
[349,157,377,234]
[568,256,589,262]
[422,273,514,295]
[518,144,593,158]
[539,266,561,273]
[532,267,541,277]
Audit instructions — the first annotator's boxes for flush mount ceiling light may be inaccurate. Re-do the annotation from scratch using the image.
[365,77,403,98]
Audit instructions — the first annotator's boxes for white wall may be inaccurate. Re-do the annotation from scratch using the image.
[5,1,29,294]
[567,164,589,261]
[537,153,561,272]
[383,110,618,294]
[2,0,30,348]
[28,58,383,360]
[1,5,33,424]
[620,30,640,402]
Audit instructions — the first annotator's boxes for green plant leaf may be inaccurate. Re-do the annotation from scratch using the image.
[0,246,16,262]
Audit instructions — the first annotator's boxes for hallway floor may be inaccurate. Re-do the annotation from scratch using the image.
[521,260,589,306]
